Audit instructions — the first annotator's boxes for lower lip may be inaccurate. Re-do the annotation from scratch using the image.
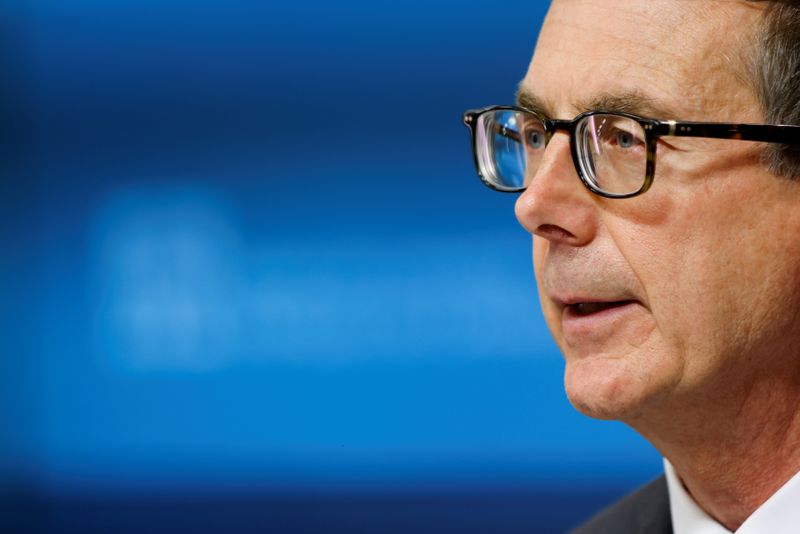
[561,301,644,348]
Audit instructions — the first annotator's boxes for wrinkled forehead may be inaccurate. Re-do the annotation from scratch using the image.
[520,0,764,121]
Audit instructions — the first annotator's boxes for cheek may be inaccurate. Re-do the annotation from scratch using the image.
[678,231,800,373]
[617,218,729,386]
[621,176,800,389]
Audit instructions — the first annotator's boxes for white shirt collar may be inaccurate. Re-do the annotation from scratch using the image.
[664,458,800,534]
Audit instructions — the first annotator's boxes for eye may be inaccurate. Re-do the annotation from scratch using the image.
[610,128,644,149]
[525,128,546,149]
[616,130,635,148]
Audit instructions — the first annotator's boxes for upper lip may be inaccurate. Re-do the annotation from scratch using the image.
[539,250,647,312]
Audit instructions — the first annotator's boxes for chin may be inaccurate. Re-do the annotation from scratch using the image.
[562,354,664,421]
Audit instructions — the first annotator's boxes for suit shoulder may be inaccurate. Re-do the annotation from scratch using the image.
[569,476,672,534]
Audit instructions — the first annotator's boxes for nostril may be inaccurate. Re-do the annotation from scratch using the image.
[536,224,575,240]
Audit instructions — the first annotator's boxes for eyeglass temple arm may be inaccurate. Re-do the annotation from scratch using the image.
[654,121,800,145]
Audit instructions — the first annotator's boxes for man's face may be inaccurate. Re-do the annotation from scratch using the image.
[516,0,800,423]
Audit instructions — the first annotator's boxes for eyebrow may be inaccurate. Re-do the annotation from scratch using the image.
[577,92,682,120]
[515,89,555,117]
[515,88,682,120]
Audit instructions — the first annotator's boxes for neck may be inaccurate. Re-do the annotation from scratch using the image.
[630,373,800,531]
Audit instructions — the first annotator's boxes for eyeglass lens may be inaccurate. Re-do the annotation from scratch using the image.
[476,110,648,195]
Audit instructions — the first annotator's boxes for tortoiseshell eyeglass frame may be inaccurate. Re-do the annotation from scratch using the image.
[462,105,800,199]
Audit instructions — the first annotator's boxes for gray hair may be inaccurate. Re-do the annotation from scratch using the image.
[752,1,800,177]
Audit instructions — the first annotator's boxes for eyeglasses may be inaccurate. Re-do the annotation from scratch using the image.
[462,105,800,199]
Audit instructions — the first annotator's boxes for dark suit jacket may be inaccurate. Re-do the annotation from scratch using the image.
[569,476,673,534]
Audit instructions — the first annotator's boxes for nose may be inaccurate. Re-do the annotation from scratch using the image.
[514,133,599,247]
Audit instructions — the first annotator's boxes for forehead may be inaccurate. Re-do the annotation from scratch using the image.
[521,0,764,121]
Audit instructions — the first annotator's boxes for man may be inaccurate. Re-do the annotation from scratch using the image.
[463,1,800,532]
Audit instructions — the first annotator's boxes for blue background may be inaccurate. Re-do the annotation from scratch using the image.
[1,1,661,532]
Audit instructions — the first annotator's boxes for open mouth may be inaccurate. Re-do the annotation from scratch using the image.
[568,300,637,316]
